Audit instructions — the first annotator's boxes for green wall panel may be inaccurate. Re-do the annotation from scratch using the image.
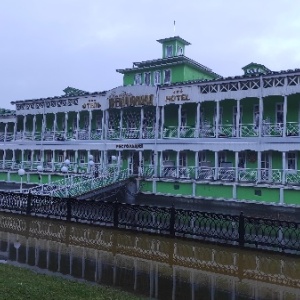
[156,181,193,195]
[0,173,7,181]
[237,186,280,203]
[284,189,300,205]
[140,181,153,193]
[195,184,232,198]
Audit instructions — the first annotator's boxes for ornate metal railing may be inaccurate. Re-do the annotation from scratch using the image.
[163,127,178,138]
[121,128,140,139]
[286,122,300,136]
[262,123,283,137]
[28,167,130,198]
[240,123,258,137]
[142,127,155,139]
[0,193,299,254]
[218,124,236,138]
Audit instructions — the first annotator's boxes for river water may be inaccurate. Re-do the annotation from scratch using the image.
[0,212,299,300]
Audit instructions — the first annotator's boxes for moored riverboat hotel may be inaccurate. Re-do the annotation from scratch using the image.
[2,36,300,205]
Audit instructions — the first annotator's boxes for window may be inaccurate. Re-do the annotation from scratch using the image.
[287,152,296,170]
[84,116,88,130]
[134,73,142,85]
[58,152,63,162]
[163,152,169,162]
[164,69,171,84]
[96,115,101,129]
[177,46,183,55]
[218,151,226,165]
[179,152,187,167]
[166,45,173,57]
[276,103,283,124]
[144,72,151,86]
[72,118,77,130]
[154,71,161,85]
[198,151,206,165]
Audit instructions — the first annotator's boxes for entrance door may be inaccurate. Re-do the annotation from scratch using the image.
[261,152,272,182]
[128,152,139,175]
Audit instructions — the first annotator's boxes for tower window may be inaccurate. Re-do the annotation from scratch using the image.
[166,45,173,58]
[164,69,171,84]
[134,73,142,85]
[144,72,151,86]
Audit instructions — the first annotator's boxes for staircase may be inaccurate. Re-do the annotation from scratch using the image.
[28,167,131,198]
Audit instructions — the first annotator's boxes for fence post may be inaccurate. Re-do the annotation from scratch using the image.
[169,204,176,237]
[67,196,72,221]
[26,191,32,215]
[113,201,119,228]
[238,211,245,247]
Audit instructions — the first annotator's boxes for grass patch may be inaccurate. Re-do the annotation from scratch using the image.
[0,263,146,300]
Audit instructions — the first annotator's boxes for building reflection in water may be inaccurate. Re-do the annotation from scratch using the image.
[0,213,299,300]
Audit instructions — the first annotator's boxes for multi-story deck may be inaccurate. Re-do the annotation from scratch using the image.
[1,36,300,205]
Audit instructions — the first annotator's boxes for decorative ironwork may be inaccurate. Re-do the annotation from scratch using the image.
[0,192,299,254]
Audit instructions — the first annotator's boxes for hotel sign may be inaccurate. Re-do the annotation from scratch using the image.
[82,99,101,109]
[109,92,154,108]
[165,89,190,102]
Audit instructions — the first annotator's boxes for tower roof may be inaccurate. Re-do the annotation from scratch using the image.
[156,36,191,46]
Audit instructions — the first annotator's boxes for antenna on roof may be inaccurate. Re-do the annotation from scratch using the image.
[173,20,176,34]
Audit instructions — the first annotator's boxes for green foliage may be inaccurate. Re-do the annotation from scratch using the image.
[0,264,146,300]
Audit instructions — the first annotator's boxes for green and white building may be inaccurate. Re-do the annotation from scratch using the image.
[2,36,300,205]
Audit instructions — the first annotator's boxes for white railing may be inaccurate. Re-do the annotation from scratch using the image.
[218,124,236,138]
[286,122,299,137]
[240,124,258,137]
[163,127,178,138]
[121,128,140,139]
[238,168,258,182]
[142,127,155,139]
[29,167,131,198]
[262,123,283,137]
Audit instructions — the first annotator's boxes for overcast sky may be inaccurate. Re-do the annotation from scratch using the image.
[1,0,299,109]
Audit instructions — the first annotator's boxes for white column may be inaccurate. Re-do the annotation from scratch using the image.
[195,151,199,180]
[101,111,105,140]
[178,104,182,138]
[215,101,220,138]
[196,102,201,137]
[75,150,78,172]
[257,151,261,182]
[23,115,27,139]
[2,149,6,169]
[160,106,165,138]
[64,112,68,139]
[119,109,123,138]
[282,152,286,185]
[88,110,92,139]
[154,151,158,177]
[13,118,17,140]
[76,112,80,139]
[32,115,36,138]
[140,107,144,138]
[176,151,180,177]
[21,149,24,166]
[235,151,239,182]
[259,96,263,138]
[214,151,219,180]
[104,110,109,139]
[283,95,287,137]
[139,150,142,176]
[4,123,7,142]
[236,99,240,137]
[53,113,57,141]
[159,151,163,177]
[52,150,55,171]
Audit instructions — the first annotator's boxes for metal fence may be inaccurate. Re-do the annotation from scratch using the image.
[0,191,299,254]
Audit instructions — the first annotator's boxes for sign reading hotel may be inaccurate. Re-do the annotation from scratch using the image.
[82,99,101,109]
[165,89,190,102]
[109,92,154,109]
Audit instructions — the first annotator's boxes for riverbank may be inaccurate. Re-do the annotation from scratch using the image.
[0,262,145,300]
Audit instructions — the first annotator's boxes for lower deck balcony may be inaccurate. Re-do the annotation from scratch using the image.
[142,165,300,186]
